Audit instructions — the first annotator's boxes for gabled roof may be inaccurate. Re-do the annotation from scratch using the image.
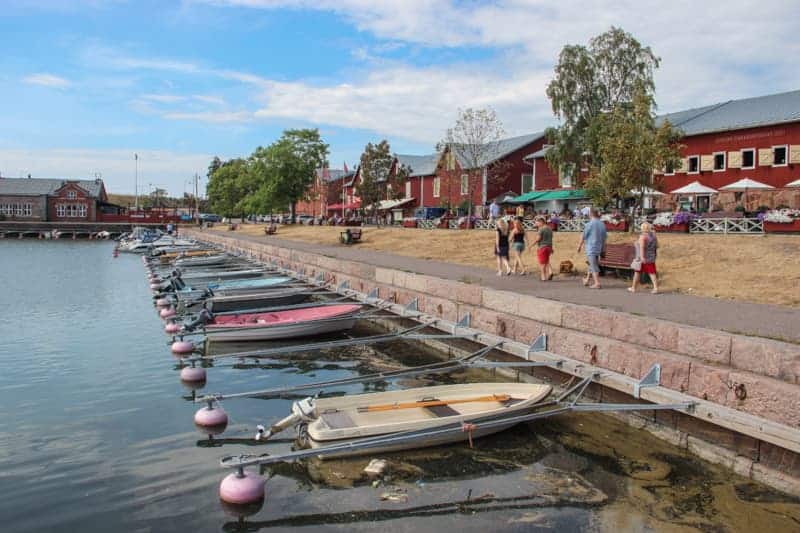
[657,89,800,136]
[315,168,348,182]
[0,177,105,197]
[449,132,546,169]
[395,154,440,177]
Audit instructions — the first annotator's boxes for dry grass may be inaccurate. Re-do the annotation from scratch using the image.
[215,223,800,307]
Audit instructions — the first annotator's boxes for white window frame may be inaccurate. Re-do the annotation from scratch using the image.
[687,155,700,175]
[460,174,469,195]
[66,190,77,199]
[712,151,726,172]
[56,204,66,217]
[405,180,411,199]
[664,161,676,176]
[740,147,756,170]
[773,144,788,167]
[559,164,574,188]
[433,177,440,198]
[78,204,87,217]
[521,173,533,193]
[24,203,32,216]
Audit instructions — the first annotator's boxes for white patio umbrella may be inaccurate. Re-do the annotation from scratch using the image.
[786,178,800,187]
[669,181,718,195]
[720,178,774,209]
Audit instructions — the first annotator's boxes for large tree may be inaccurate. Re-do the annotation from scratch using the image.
[545,27,663,187]
[250,128,329,222]
[206,158,249,217]
[585,86,682,206]
[356,140,392,223]
[440,107,506,218]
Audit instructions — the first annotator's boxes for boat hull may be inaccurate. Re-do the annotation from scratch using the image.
[207,290,310,312]
[205,317,357,341]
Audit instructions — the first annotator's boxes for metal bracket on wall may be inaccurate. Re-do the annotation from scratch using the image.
[315,272,325,283]
[633,363,661,399]
[527,334,550,360]
[338,280,349,291]
[367,288,379,300]
[456,313,471,329]
[404,298,419,313]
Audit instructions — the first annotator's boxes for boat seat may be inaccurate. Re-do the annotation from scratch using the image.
[425,405,460,417]
[321,410,356,429]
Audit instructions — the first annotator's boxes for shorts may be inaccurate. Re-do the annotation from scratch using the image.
[638,262,657,275]
[587,254,601,273]
[512,242,525,253]
[537,245,552,265]
[495,246,509,258]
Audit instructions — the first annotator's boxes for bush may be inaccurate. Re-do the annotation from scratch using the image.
[734,204,745,212]
[776,204,790,210]
[757,205,770,213]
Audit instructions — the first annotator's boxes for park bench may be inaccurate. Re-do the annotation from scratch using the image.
[598,243,636,277]
[339,228,362,245]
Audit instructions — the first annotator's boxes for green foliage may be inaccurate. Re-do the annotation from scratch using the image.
[205,129,328,218]
[584,86,682,206]
[545,27,663,180]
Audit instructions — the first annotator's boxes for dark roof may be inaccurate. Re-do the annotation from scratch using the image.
[0,177,105,197]
[395,154,439,177]
[315,168,348,182]
[657,89,800,136]
[450,132,546,169]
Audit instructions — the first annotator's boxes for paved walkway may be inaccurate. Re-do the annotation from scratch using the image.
[207,230,800,343]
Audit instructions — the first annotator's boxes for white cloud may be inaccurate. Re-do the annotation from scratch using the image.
[0,148,214,196]
[162,110,253,123]
[192,94,227,106]
[22,73,71,88]
[141,93,186,103]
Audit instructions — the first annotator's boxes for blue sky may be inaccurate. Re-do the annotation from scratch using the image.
[1,0,798,196]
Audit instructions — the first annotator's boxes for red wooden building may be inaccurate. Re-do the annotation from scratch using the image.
[0,177,108,222]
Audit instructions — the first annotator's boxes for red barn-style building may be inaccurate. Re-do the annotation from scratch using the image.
[654,89,800,210]
[0,177,108,221]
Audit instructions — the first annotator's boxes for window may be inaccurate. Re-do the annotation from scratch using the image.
[24,203,32,216]
[521,173,533,193]
[405,180,411,198]
[687,155,700,174]
[78,204,87,217]
[460,174,469,195]
[56,204,66,217]
[741,148,755,169]
[713,152,726,172]
[773,145,788,166]
[664,161,675,176]
[66,190,77,199]
[433,177,441,197]
[15,204,23,216]
[559,164,574,188]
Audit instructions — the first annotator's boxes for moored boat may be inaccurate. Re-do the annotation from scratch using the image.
[201,287,312,312]
[200,303,362,341]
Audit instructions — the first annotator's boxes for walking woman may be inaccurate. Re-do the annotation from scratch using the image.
[495,218,512,276]
[629,222,660,294]
[532,216,554,281]
[509,216,527,275]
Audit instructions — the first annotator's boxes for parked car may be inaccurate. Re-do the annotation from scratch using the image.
[414,207,447,220]
[297,215,314,225]
[199,213,223,223]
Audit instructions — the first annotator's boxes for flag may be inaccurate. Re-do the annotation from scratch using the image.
[343,161,349,173]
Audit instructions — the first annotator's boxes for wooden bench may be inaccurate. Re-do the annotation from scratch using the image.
[339,228,362,245]
[598,243,636,277]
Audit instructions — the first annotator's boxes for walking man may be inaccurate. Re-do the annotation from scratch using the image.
[577,208,607,289]
[489,199,501,222]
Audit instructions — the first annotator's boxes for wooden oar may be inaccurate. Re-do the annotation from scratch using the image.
[357,394,511,413]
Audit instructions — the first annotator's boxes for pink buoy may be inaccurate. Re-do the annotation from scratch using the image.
[165,322,181,334]
[160,307,176,318]
[219,471,265,505]
[156,298,171,307]
[195,405,228,427]
[150,283,161,290]
[171,340,194,354]
[180,366,206,382]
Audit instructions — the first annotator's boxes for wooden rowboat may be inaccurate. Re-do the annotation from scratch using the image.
[306,383,552,450]
[203,303,362,341]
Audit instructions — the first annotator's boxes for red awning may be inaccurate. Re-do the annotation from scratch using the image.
[326,199,361,210]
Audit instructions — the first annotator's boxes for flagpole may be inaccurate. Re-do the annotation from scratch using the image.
[134,153,139,211]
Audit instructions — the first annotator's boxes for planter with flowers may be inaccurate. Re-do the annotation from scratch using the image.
[402,218,417,228]
[760,209,800,233]
[601,214,628,232]
[652,212,692,233]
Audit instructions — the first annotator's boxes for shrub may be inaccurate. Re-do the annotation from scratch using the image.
[734,204,745,212]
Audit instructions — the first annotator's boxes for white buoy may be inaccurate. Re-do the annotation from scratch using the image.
[171,340,194,354]
[180,366,206,382]
[194,404,228,427]
[165,322,181,334]
[160,307,176,319]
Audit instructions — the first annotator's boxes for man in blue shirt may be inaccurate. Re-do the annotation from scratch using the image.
[489,200,500,221]
[577,208,607,289]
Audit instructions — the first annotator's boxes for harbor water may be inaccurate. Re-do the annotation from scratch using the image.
[1,240,799,532]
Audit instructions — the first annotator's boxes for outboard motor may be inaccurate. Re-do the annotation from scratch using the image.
[184,308,214,332]
[255,397,316,441]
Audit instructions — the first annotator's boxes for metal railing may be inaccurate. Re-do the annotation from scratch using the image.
[417,219,438,230]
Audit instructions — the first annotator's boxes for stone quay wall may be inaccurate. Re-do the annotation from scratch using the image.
[185,229,800,494]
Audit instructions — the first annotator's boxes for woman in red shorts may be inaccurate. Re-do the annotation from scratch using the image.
[629,222,660,294]
[532,216,553,281]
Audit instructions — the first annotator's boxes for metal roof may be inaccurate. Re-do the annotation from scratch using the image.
[395,154,439,176]
[0,177,105,197]
[315,168,348,182]
[657,89,800,136]
[450,131,546,169]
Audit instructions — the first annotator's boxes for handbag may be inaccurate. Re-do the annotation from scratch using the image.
[630,258,642,270]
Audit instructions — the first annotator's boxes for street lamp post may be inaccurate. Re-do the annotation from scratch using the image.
[134,153,139,211]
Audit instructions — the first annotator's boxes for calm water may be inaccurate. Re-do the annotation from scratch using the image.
[1,240,799,532]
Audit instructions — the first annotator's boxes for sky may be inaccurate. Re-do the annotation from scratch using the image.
[0,0,798,196]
